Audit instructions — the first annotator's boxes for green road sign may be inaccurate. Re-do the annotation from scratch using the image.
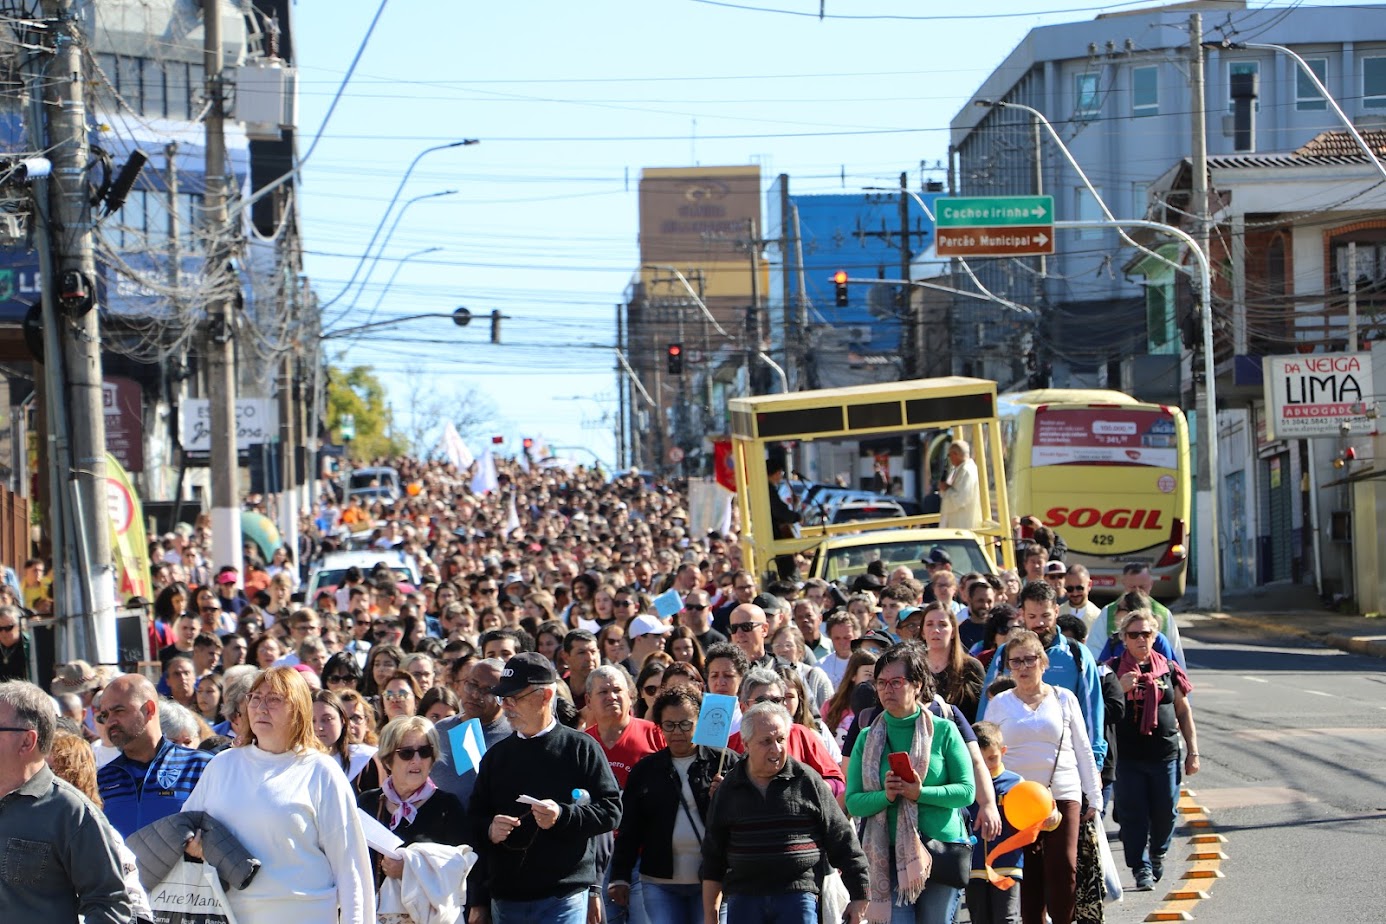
[935,196,1053,228]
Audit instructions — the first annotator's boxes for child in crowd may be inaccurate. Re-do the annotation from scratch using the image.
[967,721,1025,924]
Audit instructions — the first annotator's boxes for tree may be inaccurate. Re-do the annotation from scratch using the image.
[326,365,406,462]
[396,370,498,456]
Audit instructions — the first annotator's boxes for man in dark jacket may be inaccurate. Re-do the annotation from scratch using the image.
[471,652,622,924]
[701,702,869,924]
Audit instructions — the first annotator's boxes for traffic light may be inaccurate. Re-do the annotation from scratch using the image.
[833,270,849,307]
[666,343,684,375]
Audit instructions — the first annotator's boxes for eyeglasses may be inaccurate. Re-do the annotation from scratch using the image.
[326,674,355,684]
[392,745,435,761]
[382,691,414,701]
[462,681,495,696]
[660,719,695,733]
[876,678,913,692]
[1125,630,1154,639]
[752,694,784,705]
[1008,655,1041,668]
[603,636,626,646]
[500,687,542,705]
[0,726,34,734]
[247,693,287,711]
[642,685,660,696]
[729,621,764,635]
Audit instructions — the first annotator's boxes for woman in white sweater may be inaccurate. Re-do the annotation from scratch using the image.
[184,666,375,924]
[983,630,1102,924]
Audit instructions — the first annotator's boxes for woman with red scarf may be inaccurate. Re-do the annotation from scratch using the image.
[1105,609,1199,893]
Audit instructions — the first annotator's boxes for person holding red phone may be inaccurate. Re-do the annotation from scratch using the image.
[845,644,976,924]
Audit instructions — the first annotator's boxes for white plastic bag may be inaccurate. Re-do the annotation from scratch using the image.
[147,859,238,924]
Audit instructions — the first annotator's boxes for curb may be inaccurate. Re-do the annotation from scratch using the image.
[1203,613,1386,660]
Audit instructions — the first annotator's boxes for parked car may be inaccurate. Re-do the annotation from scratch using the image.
[807,527,999,586]
[347,466,402,505]
[306,550,420,602]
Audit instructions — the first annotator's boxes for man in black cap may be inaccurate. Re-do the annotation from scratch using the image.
[920,546,953,604]
[470,652,622,924]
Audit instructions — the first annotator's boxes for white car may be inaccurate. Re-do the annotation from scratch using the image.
[306,550,420,602]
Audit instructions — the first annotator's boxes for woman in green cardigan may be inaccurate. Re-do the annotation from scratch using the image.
[846,643,976,924]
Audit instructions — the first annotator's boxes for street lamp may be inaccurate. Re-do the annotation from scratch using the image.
[319,140,478,310]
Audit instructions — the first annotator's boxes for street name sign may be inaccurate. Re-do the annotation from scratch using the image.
[934,195,1054,257]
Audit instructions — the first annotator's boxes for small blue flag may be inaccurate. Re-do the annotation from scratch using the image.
[653,589,684,619]
[448,718,488,776]
[691,693,738,748]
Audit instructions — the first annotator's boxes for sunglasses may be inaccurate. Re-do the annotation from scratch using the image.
[382,691,413,701]
[1064,586,1085,593]
[0,624,18,632]
[642,685,660,696]
[1125,630,1154,639]
[326,674,355,684]
[393,745,435,761]
[684,604,707,611]
[729,621,764,635]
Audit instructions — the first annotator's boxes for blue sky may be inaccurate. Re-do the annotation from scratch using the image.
[291,0,1331,467]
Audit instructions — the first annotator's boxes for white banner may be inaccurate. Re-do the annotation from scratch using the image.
[1262,353,1375,439]
[179,398,279,452]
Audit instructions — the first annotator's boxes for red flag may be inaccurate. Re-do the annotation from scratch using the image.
[713,440,737,492]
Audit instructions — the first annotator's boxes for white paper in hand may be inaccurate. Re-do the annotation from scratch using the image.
[356,808,405,859]
[516,794,547,808]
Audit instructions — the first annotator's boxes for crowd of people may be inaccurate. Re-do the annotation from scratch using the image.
[0,457,1200,924]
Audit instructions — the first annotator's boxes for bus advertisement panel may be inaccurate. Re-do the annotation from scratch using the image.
[1002,393,1190,600]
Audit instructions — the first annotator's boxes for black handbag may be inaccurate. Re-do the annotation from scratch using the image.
[924,838,972,890]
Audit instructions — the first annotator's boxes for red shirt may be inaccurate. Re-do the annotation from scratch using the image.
[587,717,665,789]
[727,722,846,794]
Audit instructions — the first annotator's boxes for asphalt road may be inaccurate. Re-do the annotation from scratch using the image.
[1098,614,1386,923]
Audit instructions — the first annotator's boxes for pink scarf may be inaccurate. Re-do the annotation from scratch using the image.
[1115,649,1192,735]
[382,776,436,830]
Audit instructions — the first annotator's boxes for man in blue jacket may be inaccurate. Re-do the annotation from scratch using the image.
[95,673,211,838]
[977,581,1106,768]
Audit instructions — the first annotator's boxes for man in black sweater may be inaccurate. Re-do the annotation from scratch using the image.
[470,652,622,924]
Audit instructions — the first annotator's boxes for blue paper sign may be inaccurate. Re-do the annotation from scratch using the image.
[447,717,488,776]
[653,589,684,619]
[691,692,738,748]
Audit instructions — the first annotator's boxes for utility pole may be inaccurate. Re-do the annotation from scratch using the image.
[746,218,762,393]
[204,0,242,574]
[1189,12,1218,609]
[615,304,626,469]
[897,172,915,377]
[39,0,117,662]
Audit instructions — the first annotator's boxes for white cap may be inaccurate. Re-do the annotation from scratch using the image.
[627,614,674,639]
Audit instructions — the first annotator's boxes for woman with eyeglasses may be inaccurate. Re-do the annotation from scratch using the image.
[983,630,1103,924]
[357,715,468,890]
[338,689,380,748]
[774,662,843,765]
[249,633,284,670]
[321,651,364,694]
[610,685,738,924]
[846,643,975,924]
[1103,609,1197,893]
[183,667,375,923]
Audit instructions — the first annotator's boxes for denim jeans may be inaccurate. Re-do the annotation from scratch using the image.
[725,891,817,924]
[641,881,701,924]
[887,878,961,924]
[1115,757,1179,872]
[604,862,649,924]
[492,890,587,924]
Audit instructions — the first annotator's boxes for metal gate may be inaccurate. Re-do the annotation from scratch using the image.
[1259,451,1293,582]
[0,485,30,574]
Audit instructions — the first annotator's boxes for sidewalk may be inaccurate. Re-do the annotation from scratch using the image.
[1174,582,1386,660]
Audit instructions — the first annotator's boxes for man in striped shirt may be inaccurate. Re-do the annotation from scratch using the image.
[95,674,211,838]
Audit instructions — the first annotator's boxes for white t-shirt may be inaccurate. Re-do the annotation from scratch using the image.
[183,744,375,924]
[982,687,1102,810]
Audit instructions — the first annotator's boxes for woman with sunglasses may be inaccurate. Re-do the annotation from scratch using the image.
[597,623,636,676]
[1103,609,1197,893]
[379,670,424,727]
[632,657,669,719]
[357,716,468,888]
[321,651,363,694]
[983,630,1103,924]
[610,686,738,924]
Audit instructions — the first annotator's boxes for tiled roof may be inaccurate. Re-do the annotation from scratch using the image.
[1203,130,1386,170]
[1294,129,1386,158]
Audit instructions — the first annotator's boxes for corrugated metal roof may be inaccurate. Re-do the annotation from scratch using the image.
[1205,131,1386,170]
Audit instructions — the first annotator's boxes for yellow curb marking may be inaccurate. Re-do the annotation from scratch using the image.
[1144,788,1225,922]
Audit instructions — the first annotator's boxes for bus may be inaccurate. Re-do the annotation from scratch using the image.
[728,376,1015,583]
[998,389,1191,600]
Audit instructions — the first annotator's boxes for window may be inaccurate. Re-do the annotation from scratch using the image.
[1074,186,1105,239]
[1147,281,1171,348]
[1075,72,1100,115]
[1132,65,1158,117]
[1364,57,1386,109]
[1227,60,1259,111]
[1295,57,1328,111]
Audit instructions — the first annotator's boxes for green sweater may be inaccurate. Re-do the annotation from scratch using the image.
[845,707,975,843]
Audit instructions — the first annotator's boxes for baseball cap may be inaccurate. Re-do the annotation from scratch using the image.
[895,605,923,625]
[923,547,952,566]
[752,593,790,616]
[1043,560,1068,577]
[851,629,895,652]
[216,571,239,585]
[628,614,673,639]
[492,652,559,698]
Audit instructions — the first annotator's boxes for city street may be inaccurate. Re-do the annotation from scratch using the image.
[1097,615,1386,923]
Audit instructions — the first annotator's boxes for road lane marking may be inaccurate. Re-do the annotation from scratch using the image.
[1304,689,1334,697]
[1240,675,1269,683]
